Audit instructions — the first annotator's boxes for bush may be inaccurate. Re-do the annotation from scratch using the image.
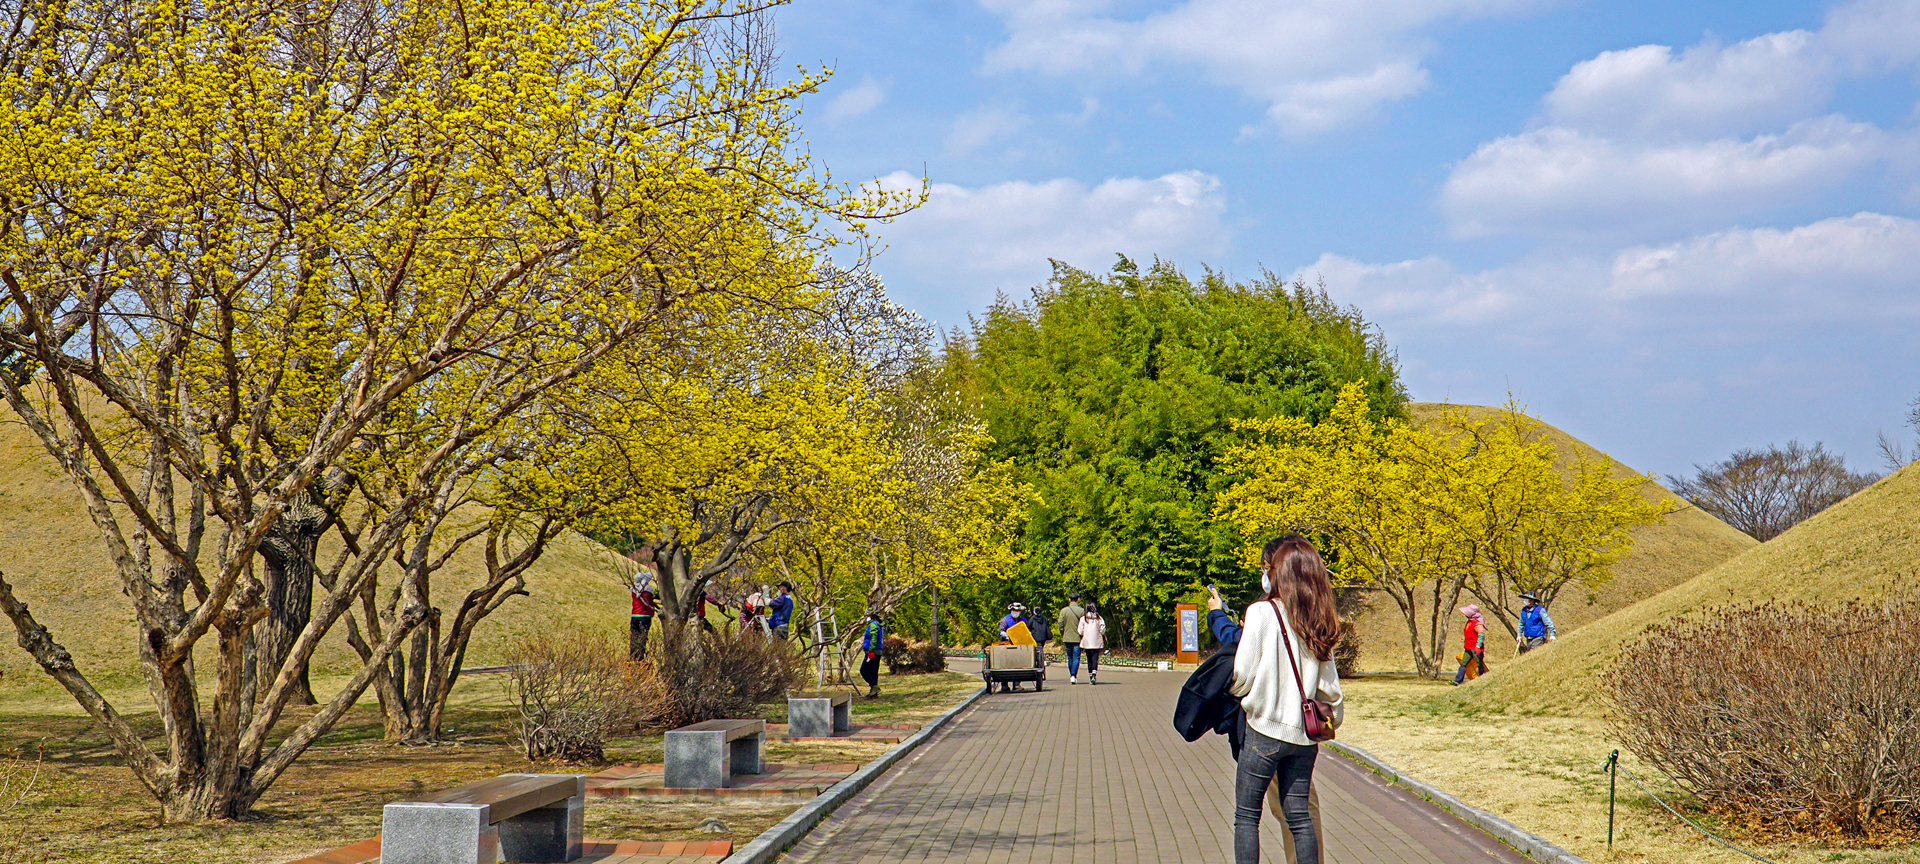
[910,641,947,673]
[503,629,644,764]
[1,742,46,864]
[1610,598,1920,837]
[883,638,947,674]
[1332,617,1360,678]
[881,635,911,672]
[638,623,805,729]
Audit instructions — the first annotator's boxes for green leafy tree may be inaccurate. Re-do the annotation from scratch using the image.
[951,258,1405,648]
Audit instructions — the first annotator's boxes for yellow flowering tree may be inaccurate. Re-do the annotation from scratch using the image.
[0,0,904,819]
[1218,384,1668,677]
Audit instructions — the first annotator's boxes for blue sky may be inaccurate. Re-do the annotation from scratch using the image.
[780,0,1920,479]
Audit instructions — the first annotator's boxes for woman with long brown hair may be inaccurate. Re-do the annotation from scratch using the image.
[1228,534,1344,864]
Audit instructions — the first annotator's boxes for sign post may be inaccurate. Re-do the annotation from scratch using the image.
[1175,603,1201,665]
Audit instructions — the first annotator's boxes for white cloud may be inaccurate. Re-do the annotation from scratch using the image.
[1298,213,1920,332]
[822,76,887,124]
[979,0,1534,136]
[1293,214,1920,474]
[946,103,1032,157]
[1444,0,1920,240]
[1296,253,1512,324]
[1608,213,1920,318]
[1542,33,1833,140]
[1820,0,1920,72]
[1443,117,1886,239]
[869,170,1229,321]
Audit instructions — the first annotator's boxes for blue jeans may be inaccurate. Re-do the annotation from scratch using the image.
[1235,729,1318,864]
[1064,643,1082,676]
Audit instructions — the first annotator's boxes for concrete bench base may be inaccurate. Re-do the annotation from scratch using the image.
[786,693,852,738]
[664,720,766,789]
[381,774,585,864]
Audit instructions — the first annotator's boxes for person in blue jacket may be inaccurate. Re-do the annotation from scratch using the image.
[997,603,1028,641]
[859,610,886,699]
[1517,591,1557,653]
[769,581,796,640]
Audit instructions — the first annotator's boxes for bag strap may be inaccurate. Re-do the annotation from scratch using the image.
[1267,599,1311,704]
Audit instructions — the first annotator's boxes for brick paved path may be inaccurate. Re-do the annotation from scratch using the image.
[780,660,1532,864]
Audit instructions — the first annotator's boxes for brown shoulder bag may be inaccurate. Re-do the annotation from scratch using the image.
[1268,599,1336,742]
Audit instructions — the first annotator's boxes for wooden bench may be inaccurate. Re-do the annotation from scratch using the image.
[787,691,854,738]
[664,719,766,789]
[381,772,585,864]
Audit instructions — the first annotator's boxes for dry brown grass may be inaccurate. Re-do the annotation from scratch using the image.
[0,407,631,705]
[1446,459,1920,716]
[2,670,980,863]
[1348,403,1757,675]
[1338,677,1920,864]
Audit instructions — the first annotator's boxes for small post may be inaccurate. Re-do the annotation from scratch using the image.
[1607,749,1619,850]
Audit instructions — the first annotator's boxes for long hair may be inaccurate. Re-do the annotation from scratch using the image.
[1257,534,1340,662]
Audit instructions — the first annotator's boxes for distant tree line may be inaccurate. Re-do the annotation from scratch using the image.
[1669,442,1879,542]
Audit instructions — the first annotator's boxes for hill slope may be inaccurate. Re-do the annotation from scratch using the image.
[1351,403,1756,672]
[0,411,627,707]
[1453,459,1920,716]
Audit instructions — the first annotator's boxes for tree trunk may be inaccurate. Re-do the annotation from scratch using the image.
[259,529,322,705]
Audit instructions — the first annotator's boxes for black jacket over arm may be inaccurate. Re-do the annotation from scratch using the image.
[1173,640,1247,758]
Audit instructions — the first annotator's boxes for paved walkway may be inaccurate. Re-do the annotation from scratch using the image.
[780,659,1532,864]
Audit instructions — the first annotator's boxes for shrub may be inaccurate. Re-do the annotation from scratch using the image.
[1610,598,1920,837]
[881,635,911,672]
[883,638,947,674]
[638,623,805,729]
[0,742,46,864]
[910,641,947,673]
[1332,617,1361,678]
[503,629,644,764]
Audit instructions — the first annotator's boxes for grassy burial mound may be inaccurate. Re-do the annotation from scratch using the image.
[0,411,628,709]
[1453,458,1920,716]
[1349,403,1756,672]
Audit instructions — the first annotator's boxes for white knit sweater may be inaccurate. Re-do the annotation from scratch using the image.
[1229,600,1344,746]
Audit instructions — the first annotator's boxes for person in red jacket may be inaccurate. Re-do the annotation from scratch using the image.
[630,573,658,661]
[1452,604,1488,685]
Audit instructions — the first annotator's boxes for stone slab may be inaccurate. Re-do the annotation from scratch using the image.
[380,802,497,864]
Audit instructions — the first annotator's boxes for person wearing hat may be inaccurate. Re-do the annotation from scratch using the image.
[859,609,886,698]
[998,603,1028,643]
[1516,591,1557,653]
[1452,604,1488,685]
[1055,592,1086,683]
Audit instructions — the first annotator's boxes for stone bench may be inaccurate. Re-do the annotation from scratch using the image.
[382,772,585,864]
[664,719,765,789]
[786,691,853,738]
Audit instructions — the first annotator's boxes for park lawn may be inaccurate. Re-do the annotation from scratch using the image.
[756,669,981,727]
[0,670,978,864]
[1339,677,1919,864]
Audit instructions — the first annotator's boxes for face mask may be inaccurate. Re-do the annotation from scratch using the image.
[1260,569,1272,594]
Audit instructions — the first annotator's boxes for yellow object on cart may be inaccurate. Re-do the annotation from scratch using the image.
[1005,621,1036,645]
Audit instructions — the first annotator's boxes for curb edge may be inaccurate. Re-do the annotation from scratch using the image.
[1327,740,1592,864]
[720,685,987,864]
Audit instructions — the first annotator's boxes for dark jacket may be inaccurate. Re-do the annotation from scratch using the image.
[1174,611,1250,758]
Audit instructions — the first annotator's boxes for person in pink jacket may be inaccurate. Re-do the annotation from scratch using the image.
[1076,601,1108,685]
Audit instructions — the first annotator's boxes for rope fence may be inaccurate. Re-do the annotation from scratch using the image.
[1605,750,1779,864]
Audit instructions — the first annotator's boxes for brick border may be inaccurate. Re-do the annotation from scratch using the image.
[719,686,987,864]
[1328,741,1590,864]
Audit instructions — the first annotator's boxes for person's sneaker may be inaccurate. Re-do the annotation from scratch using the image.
[1070,675,1077,684]
[1090,674,1097,685]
